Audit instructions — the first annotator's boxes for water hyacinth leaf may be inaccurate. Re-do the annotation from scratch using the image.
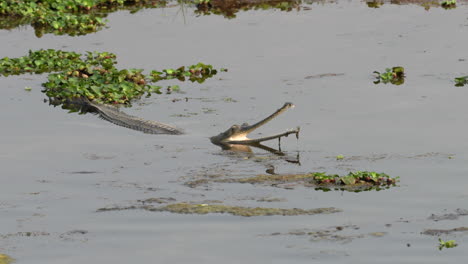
[0,49,225,107]
[340,175,356,185]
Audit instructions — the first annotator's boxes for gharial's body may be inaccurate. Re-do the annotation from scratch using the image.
[87,99,183,135]
[74,98,299,149]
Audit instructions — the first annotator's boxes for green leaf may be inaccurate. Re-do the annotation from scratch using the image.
[340,175,356,185]
[51,21,60,29]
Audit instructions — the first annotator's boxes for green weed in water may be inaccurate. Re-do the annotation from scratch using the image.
[441,0,457,9]
[373,66,405,85]
[438,238,458,250]
[0,0,167,37]
[454,75,468,87]
[0,49,224,106]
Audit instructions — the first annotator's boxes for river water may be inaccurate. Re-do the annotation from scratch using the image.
[1,1,468,263]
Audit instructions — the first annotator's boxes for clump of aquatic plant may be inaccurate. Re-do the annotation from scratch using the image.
[150,63,224,84]
[188,171,399,192]
[0,49,224,105]
[194,0,212,10]
[366,0,457,10]
[438,238,458,250]
[0,0,309,35]
[192,0,301,19]
[331,171,397,186]
[366,1,383,8]
[0,49,82,75]
[0,0,167,37]
[373,66,405,85]
[441,0,456,9]
[454,75,468,87]
[336,154,345,160]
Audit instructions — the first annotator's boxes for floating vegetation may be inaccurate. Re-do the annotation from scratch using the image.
[0,49,223,106]
[156,203,341,216]
[373,67,405,85]
[454,75,468,87]
[0,254,14,264]
[1,0,467,37]
[438,238,458,250]
[441,0,457,9]
[0,0,166,37]
[97,202,341,217]
[187,171,399,192]
[194,0,302,18]
[366,0,464,10]
[366,1,383,8]
[0,0,312,36]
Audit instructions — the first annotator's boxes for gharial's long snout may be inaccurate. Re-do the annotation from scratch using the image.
[210,102,300,146]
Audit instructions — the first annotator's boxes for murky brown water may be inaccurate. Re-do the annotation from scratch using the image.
[1,1,468,263]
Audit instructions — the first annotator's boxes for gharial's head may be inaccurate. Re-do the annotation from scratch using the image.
[209,124,249,145]
[210,102,297,147]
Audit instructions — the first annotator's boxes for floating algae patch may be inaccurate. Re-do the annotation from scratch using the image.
[98,202,341,217]
[187,171,399,192]
[0,254,14,264]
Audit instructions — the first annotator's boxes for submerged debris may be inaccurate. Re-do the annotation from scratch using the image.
[0,231,50,239]
[97,202,341,217]
[422,227,468,236]
[304,73,345,79]
[265,225,386,244]
[428,208,468,221]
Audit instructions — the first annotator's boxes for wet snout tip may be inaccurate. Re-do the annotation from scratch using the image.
[284,102,295,108]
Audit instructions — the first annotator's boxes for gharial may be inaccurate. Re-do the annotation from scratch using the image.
[72,98,300,152]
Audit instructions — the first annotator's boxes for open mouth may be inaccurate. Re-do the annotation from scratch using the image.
[210,102,300,146]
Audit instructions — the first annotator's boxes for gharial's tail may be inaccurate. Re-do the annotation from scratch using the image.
[82,98,183,135]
